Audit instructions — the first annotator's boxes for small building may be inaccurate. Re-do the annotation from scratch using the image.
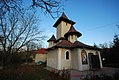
[47,12,103,71]
[35,48,47,64]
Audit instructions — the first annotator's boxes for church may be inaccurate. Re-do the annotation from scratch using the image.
[47,12,103,71]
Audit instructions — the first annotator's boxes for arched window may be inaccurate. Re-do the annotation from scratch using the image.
[95,51,99,55]
[71,35,73,39]
[66,51,69,60]
[81,50,88,64]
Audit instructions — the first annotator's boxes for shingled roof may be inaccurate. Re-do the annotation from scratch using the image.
[54,40,72,48]
[72,41,99,50]
[64,25,82,38]
[53,12,75,27]
[47,35,56,42]
[61,12,68,19]
[47,40,100,50]
[36,48,47,54]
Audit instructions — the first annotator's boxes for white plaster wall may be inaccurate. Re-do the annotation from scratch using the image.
[77,49,83,70]
[62,21,71,37]
[47,49,58,69]
[82,65,90,70]
[49,41,54,48]
[58,48,61,70]
[57,23,61,39]
[71,48,79,70]
[60,48,72,69]
[68,35,77,43]
[56,21,71,39]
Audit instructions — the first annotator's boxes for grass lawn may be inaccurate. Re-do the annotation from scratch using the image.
[0,64,68,80]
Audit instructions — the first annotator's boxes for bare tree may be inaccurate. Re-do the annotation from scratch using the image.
[0,9,46,68]
[0,0,62,19]
[0,0,63,69]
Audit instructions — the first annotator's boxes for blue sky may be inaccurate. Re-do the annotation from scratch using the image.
[27,0,119,47]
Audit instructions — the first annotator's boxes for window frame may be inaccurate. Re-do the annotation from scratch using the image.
[65,50,70,60]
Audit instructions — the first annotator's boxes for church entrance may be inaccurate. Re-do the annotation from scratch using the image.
[88,53,101,69]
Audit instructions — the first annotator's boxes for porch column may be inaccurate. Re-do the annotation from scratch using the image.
[98,51,103,68]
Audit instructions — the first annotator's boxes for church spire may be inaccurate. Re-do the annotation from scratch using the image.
[53,12,75,27]
[47,35,56,42]
[47,35,56,48]
[61,12,68,19]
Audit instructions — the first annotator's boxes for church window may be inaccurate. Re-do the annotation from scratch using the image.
[66,51,69,60]
[66,22,67,26]
[71,35,73,39]
[81,50,88,64]
[95,51,99,55]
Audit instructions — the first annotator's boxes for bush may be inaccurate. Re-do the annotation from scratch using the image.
[83,70,119,80]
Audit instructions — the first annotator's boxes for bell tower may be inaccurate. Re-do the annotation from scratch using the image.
[53,12,75,39]
[64,25,82,43]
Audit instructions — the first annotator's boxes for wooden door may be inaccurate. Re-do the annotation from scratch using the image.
[91,55,100,69]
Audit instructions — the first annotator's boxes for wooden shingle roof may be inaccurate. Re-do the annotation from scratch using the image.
[53,12,75,27]
[64,25,82,38]
[47,40,100,50]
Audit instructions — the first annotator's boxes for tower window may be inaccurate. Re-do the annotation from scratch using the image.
[66,22,67,26]
[66,51,69,60]
[95,51,99,55]
[71,35,73,39]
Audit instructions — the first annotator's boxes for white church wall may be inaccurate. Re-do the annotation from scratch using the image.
[77,48,83,70]
[62,21,71,38]
[57,23,61,39]
[56,21,71,39]
[60,48,72,70]
[47,49,58,69]
[82,65,90,70]
[71,48,79,70]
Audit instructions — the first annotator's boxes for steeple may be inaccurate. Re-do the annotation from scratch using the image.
[64,25,82,43]
[47,35,56,47]
[53,12,76,39]
[47,35,56,42]
[53,12,75,28]
[61,12,68,19]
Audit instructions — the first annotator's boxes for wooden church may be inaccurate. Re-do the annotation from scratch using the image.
[47,12,103,71]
